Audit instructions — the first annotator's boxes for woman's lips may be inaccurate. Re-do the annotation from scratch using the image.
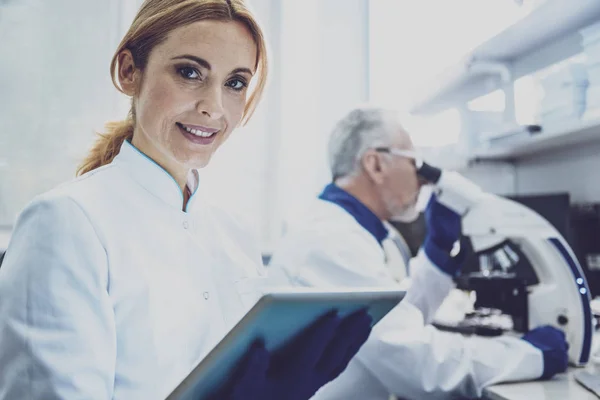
[178,122,219,135]
[176,123,219,145]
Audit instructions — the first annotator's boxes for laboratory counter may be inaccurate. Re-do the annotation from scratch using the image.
[483,364,600,400]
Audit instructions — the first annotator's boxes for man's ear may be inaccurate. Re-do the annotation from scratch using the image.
[361,150,385,184]
[117,49,139,96]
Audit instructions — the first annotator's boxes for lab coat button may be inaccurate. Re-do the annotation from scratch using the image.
[182,221,189,229]
[203,291,209,300]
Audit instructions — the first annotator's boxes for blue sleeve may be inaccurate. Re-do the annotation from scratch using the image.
[0,194,116,399]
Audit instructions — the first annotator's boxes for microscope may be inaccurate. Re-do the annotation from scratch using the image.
[416,161,594,367]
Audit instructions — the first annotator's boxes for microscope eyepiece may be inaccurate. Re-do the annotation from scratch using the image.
[416,162,442,184]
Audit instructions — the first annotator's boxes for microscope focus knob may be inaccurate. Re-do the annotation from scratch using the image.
[557,315,569,326]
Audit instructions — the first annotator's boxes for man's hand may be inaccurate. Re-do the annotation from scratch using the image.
[522,325,569,379]
[423,194,464,276]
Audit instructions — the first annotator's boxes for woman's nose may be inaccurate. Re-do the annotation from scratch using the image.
[197,85,224,119]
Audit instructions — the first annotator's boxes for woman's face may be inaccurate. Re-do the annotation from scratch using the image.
[122,20,257,181]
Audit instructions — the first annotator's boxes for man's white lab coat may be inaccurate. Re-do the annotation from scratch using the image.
[0,141,265,399]
[269,198,544,400]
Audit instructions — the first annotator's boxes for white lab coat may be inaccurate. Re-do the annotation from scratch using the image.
[0,141,266,399]
[269,198,544,400]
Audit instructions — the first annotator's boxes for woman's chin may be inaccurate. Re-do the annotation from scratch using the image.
[186,155,212,170]
[178,159,209,171]
[171,149,213,170]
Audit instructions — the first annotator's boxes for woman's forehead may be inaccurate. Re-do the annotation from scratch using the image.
[152,20,257,72]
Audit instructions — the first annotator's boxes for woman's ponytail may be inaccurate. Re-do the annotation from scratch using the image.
[77,117,134,176]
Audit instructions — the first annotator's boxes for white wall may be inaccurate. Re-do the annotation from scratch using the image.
[515,140,600,203]
[462,161,517,195]
[267,0,369,250]
[0,0,130,226]
[458,132,600,204]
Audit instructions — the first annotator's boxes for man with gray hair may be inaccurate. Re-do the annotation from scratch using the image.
[269,107,569,399]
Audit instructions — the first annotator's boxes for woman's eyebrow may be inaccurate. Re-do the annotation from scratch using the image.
[171,55,211,70]
[231,67,254,76]
[171,55,254,76]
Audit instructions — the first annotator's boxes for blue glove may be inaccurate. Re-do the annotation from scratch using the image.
[220,309,373,400]
[521,325,569,379]
[423,194,464,276]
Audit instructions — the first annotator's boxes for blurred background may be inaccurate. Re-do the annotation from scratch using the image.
[2,0,600,257]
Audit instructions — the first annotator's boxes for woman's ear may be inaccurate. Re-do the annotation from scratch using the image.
[117,50,138,96]
[361,150,385,185]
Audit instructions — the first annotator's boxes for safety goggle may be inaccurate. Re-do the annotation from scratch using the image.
[373,147,424,170]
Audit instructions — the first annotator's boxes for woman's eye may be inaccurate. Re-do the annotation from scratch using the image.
[226,78,247,91]
[178,67,200,80]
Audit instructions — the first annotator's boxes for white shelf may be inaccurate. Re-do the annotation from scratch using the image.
[472,117,600,161]
[410,0,600,115]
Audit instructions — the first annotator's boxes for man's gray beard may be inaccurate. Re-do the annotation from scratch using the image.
[388,203,420,223]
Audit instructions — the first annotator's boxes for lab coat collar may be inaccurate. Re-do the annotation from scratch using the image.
[319,183,388,246]
[114,140,200,212]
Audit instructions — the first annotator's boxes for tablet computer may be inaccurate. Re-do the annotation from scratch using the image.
[167,287,405,400]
